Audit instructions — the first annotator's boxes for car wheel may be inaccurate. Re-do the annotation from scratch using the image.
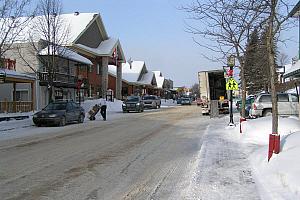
[36,123,41,127]
[263,109,272,117]
[59,116,66,126]
[78,114,84,123]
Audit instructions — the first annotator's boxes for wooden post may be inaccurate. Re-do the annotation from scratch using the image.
[13,82,16,112]
[31,81,35,111]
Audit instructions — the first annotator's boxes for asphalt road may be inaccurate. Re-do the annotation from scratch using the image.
[0,105,210,200]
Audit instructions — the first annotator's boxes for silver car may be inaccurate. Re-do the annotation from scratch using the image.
[142,95,161,109]
[250,93,299,117]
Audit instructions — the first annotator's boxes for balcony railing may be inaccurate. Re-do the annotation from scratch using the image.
[39,72,77,87]
[0,101,33,113]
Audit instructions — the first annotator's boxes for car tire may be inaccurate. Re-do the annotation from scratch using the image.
[78,114,84,123]
[263,109,272,117]
[36,123,41,127]
[59,116,66,126]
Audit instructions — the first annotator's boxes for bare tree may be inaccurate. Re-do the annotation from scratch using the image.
[191,83,200,97]
[277,52,289,66]
[17,0,70,102]
[0,0,34,65]
[181,0,268,118]
[265,0,294,159]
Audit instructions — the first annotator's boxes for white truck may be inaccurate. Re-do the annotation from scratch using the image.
[198,70,229,115]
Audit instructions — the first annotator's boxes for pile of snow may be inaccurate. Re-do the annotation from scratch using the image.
[161,99,177,108]
[241,116,300,145]
[80,98,123,113]
[240,116,300,199]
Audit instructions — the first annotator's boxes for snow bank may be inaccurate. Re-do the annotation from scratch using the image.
[250,131,300,200]
[240,116,300,199]
[81,98,122,113]
[241,116,300,145]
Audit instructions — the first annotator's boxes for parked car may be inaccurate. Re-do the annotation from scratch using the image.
[142,95,161,109]
[33,100,85,127]
[176,97,182,104]
[250,93,299,117]
[236,96,255,110]
[181,97,192,105]
[122,96,144,113]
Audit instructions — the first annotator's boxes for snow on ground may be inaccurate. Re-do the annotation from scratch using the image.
[184,115,260,200]
[239,116,300,200]
[0,98,177,141]
[183,113,300,200]
[3,98,299,199]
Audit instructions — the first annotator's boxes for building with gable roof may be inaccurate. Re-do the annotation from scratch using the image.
[1,12,126,110]
[108,61,159,98]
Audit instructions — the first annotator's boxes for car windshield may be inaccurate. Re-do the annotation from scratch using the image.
[44,103,67,110]
[143,96,156,100]
[182,98,190,100]
[126,96,139,102]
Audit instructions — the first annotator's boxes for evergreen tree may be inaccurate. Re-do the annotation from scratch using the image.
[258,27,278,92]
[244,28,261,94]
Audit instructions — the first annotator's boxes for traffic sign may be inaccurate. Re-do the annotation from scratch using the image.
[226,78,238,90]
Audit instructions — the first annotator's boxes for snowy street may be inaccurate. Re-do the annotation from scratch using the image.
[1,102,300,200]
[0,105,205,199]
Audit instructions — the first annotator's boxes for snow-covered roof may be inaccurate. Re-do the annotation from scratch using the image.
[153,71,165,89]
[39,45,92,65]
[122,61,145,73]
[108,65,139,85]
[120,61,145,83]
[0,68,35,81]
[138,71,155,86]
[283,60,300,78]
[74,38,119,57]
[6,13,101,44]
[108,64,149,85]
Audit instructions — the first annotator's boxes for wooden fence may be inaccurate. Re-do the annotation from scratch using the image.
[0,101,33,113]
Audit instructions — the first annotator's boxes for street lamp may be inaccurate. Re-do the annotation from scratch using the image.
[227,55,235,126]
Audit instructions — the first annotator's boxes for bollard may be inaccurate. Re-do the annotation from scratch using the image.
[240,117,246,133]
[268,134,275,162]
[274,134,280,154]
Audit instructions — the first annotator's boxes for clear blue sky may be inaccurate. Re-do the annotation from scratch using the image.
[61,0,299,87]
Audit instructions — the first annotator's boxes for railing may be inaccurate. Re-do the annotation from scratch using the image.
[0,101,33,113]
[39,72,77,84]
